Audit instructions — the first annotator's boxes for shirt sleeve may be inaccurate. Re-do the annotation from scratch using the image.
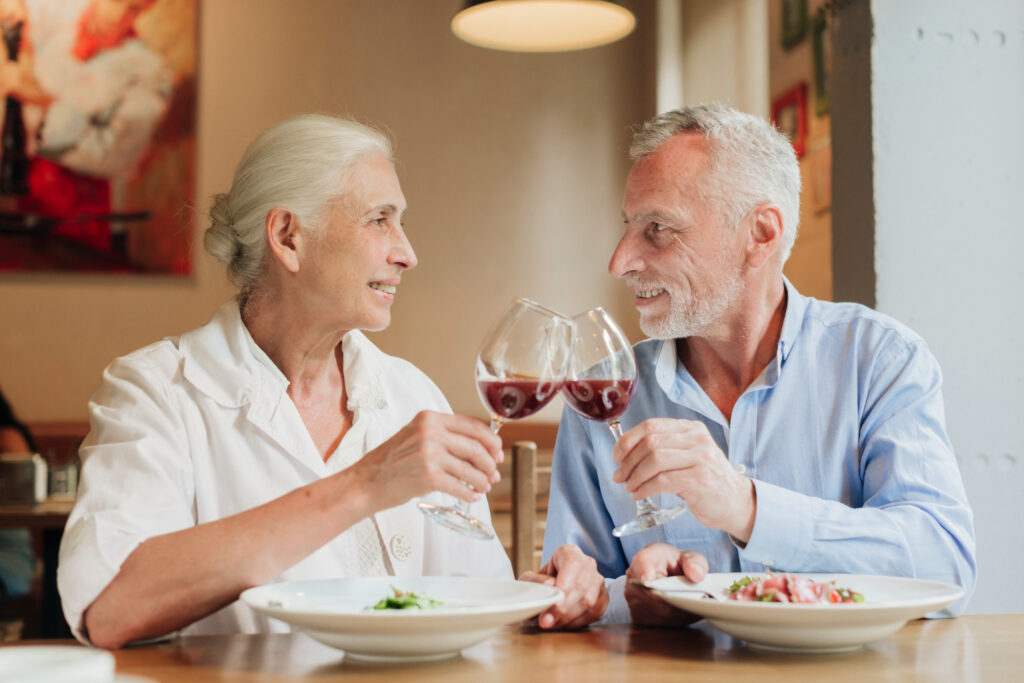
[741,339,976,615]
[542,406,629,579]
[57,351,196,642]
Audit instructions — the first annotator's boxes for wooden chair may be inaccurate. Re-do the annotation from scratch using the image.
[488,422,557,576]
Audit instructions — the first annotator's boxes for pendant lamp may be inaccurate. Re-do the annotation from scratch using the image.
[452,0,636,52]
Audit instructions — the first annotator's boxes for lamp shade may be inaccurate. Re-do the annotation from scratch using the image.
[452,0,636,52]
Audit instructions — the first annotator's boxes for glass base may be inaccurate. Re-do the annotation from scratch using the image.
[612,503,689,538]
[417,500,496,540]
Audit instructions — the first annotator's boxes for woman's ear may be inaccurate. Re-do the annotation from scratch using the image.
[265,208,301,273]
[745,204,784,268]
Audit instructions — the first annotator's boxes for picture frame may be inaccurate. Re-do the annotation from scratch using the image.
[0,0,197,275]
[771,83,808,159]
[811,9,830,116]
[781,0,808,50]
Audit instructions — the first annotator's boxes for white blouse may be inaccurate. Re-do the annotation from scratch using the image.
[57,301,512,641]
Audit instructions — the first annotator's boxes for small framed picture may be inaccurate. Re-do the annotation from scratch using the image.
[811,9,831,116]
[781,0,808,50]
[771,83,808,159]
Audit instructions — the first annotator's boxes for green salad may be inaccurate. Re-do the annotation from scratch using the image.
[369,586,443,611]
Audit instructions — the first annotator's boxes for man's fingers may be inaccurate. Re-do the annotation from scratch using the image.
[680,551,709,582]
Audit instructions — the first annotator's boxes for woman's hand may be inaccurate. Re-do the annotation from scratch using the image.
[349,411,503,512]
[520,544,609,629]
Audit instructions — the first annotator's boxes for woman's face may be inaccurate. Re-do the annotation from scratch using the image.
[299,152,417,334]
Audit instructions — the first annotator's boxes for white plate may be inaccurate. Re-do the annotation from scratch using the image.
[646,573,964,653]
[241,576,561,661]
[0,646,114,682]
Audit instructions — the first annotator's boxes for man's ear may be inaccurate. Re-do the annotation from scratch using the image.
[265,208,301,273]
[745,204,784,268]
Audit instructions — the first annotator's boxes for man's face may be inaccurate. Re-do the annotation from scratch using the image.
[610,133,745,339]
[297,152,417,334]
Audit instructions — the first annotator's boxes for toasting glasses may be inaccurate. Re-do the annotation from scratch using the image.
[417,298,575,539]
[559,307,689,537]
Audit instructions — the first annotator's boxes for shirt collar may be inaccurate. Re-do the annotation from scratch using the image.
[180,301,392,413]
[777,275,808,366]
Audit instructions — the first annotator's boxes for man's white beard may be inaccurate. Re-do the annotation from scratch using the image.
[637,267,743,340]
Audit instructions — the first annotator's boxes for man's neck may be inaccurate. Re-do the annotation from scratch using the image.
[678,278,787,422]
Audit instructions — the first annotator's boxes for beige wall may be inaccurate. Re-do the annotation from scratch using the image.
[0,0,654,422]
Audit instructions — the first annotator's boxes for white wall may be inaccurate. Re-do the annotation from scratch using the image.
[843,0,1024,613]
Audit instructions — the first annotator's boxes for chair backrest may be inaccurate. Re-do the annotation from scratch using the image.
[489,422,557,576]
[511,441,538,577]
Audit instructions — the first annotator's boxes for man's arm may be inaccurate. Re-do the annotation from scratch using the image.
[615,340,975,616]
[741,340,975,612]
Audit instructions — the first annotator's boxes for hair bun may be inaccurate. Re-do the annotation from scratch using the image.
[203,193,238,267]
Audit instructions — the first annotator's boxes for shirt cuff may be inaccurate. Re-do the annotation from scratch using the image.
[739,479,815,570]
[595,575,631,624]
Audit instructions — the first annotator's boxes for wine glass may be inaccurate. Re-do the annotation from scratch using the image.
[417,298,575,540]
[559,307,688,537]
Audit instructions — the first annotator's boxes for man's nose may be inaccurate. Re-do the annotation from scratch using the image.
[608,232,643,279]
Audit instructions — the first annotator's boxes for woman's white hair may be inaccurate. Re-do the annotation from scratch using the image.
[630,103,801,263]
[204,114,392,294]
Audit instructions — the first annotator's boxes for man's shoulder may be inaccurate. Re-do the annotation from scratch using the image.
[802,297,925,348]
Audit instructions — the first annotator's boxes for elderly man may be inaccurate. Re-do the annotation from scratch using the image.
[542,103,976,625]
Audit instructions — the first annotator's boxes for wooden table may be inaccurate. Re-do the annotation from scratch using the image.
[0,499,74,638]
[12,615,1020,682]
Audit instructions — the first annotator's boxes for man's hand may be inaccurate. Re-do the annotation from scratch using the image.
[625,543,709,627]
[612,418,756,542]
[349,411,502,513]
[519,544,608,630]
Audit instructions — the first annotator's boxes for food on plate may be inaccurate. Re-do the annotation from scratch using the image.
[728,573,865,604]
[369,586,444,610]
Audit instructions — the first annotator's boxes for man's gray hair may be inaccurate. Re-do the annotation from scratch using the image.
[630,103,801,263]
[203,114,393,294]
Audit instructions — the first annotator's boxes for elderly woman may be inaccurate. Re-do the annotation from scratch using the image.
[57,115,517,648]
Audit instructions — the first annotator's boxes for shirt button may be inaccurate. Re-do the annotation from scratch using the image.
[763,559,775,567]
[389,534,413,561]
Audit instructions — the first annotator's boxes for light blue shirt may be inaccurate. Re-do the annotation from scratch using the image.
[543,279,976,620]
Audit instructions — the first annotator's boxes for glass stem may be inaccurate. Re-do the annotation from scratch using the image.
[608,420,658,516]
[453,418,503,514]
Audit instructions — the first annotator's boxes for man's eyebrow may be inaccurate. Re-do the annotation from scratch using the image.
[623,210,684,225]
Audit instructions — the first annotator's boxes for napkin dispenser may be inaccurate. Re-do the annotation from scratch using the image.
[0,452,49,506]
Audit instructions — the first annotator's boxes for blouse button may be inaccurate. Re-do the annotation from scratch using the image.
[389,534,413,561]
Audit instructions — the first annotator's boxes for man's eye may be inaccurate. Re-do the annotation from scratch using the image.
[373,217,387,226]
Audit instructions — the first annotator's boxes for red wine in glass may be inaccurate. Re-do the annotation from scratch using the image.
[560,307,688,537]
[561,378,635,422]
[418,298,574,540]
[478,379,560,421]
